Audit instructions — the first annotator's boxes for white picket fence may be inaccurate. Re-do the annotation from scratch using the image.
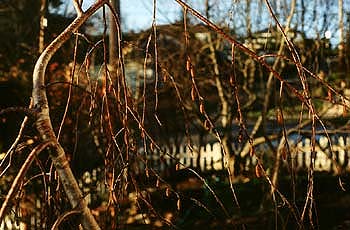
[136,135,350,173]
[291,135,350,171]
[2,135,350,229]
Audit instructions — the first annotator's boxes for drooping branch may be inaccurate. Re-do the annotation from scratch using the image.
[0,100,34,177]
[0,107,37,120]
[264,0,296,193]
[173,0,311,109]
[0,141,52,222]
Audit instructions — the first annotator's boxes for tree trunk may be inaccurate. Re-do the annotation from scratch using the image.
[206,13,234,180]
[39,0,46,53]
[267,0,296,193]
[32,1,108,229]
[338,0,345,71]
[109,0,120,67]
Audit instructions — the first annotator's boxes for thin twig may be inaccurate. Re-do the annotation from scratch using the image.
[0,141,52,222]
[0,99,34,177]
[51,209,82,230]
[0,107,37,120]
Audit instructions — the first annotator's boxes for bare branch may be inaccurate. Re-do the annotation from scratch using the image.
[0,141,52,222]
[0,99,34,177]
[51,209,82,230]
[0,107,37,120]
[72,0,83,16]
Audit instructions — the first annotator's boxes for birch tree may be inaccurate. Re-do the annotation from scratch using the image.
[0,1,115,229]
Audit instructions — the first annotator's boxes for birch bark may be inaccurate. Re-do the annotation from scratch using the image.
[32,1,108,229]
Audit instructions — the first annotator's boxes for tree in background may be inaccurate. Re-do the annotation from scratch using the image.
[1,0,350,229]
